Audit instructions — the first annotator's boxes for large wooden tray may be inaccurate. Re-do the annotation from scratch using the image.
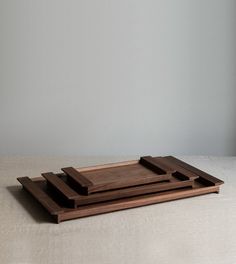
[17,156,224,223]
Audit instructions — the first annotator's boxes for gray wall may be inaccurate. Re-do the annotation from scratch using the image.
[1,0,236,156]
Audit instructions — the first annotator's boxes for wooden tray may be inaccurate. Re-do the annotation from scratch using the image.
[17,156,224,223]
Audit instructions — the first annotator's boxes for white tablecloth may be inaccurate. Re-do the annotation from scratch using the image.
[0,156,235,264]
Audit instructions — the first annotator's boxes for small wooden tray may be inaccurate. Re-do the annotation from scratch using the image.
[58,156,176,195]
[17,156,224,223]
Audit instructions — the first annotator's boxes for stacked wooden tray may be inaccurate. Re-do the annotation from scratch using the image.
[17,156,224,223]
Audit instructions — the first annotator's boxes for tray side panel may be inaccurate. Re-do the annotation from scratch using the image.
[58,185,220,222]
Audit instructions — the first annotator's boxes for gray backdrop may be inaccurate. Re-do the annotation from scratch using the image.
[1,0,236,156]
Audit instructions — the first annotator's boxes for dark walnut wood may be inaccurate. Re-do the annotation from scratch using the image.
[17,156,224,223]
[163,156,224,186]
[62,161,173,195]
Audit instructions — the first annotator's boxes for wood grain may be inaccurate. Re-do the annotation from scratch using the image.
[61,167,93,195]
[17,177,63,215]
[164,156,224,186]
[139,156,175,174]
[74,177,193,206]
[17,156,224,223]
[57,185,220,223]
[63,162,172,194]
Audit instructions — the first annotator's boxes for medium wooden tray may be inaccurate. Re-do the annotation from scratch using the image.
[17,156,224,223]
